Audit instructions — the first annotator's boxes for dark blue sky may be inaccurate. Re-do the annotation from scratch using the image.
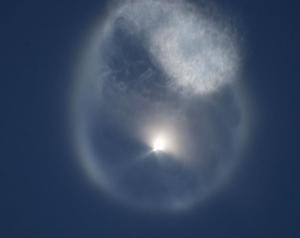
[2,0,300,237]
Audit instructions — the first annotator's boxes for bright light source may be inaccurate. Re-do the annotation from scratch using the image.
[152,135,167,152]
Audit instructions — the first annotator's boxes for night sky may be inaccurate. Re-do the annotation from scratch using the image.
[2,0,300,237]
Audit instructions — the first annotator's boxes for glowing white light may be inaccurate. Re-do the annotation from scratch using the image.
[152,135,167,152]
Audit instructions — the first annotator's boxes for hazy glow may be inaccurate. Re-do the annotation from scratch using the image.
[70,0,251,213]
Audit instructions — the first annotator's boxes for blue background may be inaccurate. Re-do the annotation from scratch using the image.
[1,0,300,237]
